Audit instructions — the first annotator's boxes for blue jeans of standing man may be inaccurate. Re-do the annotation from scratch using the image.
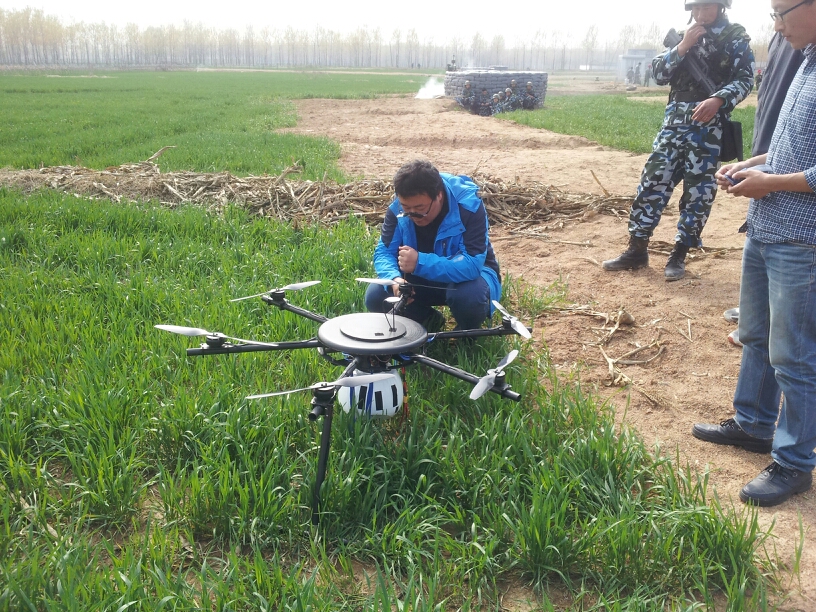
[364,275,491,331]
[733,237,816,472]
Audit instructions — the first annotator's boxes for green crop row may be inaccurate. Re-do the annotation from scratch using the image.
[0,188,777,610]
[0,71,425,179]
[503,94,756,159]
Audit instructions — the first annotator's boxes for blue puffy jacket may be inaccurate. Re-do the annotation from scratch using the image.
[373,173,501,304]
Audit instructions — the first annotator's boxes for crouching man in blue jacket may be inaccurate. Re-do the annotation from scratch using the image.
[364,160,501,332]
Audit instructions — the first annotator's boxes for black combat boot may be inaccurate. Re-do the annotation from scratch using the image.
[602,236,649,271]
[664,243,689,282]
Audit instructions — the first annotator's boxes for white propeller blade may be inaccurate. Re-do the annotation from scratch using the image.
[156,324,279,347]
[282,280,321,291]
[155,324,214,337]
[230,280,320,302]
[492,300,532,339]
[246,372,394,400]
[497,349,519,370]
[355,277,399,287]
[230,291,269,303]
[470,350,519,400]
[469,375,495,401]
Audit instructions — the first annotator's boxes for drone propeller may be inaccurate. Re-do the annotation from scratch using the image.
[155,324,213,337]
[230,280,321,302]
[355,277,452,291]
[355,277,398,287]
[469,350,519,400]
[246,372,394,400]
[492,300,532,339]
[155,324,278,347]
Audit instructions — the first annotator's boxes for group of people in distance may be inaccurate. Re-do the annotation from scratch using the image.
[366,0,816,509]
[628,62,652,87]
[456,79,541,116]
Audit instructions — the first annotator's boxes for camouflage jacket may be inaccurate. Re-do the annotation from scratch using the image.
[652,16,754,122]
[457,87,475,105]
[475,93,493,113]
[505,94,521,111]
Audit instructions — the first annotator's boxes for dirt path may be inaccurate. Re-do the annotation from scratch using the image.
[284,94,815,608]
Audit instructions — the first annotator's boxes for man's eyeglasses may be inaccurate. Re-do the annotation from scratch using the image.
[400,197,434,219]
[771,0,809,22]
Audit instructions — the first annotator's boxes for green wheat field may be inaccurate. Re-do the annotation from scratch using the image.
[1,70,780,610]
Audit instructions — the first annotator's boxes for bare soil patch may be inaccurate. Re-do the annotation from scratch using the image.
[283,93,815,609]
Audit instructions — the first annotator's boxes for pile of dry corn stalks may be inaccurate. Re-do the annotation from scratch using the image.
[0,152,632,230]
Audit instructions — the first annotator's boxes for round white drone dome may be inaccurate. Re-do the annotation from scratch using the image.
[337,369,403,418]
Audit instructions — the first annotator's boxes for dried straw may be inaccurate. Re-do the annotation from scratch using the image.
[0,156,634,229]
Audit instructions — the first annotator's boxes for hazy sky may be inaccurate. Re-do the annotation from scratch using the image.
[7,0,772,44]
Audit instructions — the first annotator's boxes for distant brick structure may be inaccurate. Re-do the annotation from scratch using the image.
[444,70,548,108]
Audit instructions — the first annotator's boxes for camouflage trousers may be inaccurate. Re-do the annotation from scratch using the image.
[629,122,722,248]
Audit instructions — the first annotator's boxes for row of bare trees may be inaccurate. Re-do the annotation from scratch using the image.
[1,7,772,70]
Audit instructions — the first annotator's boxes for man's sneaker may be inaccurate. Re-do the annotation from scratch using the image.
[691,418,773,453]
[740,462,813,506]
[723,308,740,323]
[727,329,743,347]
[422,308,446,333]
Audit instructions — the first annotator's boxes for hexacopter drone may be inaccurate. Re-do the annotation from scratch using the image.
[156,278,532,524]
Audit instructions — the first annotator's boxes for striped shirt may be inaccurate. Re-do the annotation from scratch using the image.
[748,44,816,245]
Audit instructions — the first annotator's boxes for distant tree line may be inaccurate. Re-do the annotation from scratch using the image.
[0,7,772,71]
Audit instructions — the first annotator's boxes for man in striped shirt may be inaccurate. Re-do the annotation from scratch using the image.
[692,0,816,506]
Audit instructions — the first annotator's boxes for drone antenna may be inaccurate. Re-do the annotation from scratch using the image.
[384,296,401,331]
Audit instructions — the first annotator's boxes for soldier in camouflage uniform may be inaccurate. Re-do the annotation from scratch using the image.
[491,93,502,114]
[504,87,521,111]
[476,88,493,116]
[522,81,540,109]
[494,91,508,114]
[456,81,475,111]
[603,0,753,281]
[509,79,520,98]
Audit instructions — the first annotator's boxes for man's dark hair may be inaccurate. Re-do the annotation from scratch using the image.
[393,160,444,200]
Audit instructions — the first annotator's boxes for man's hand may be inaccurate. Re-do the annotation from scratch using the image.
[678,25,706,56]
[391,277,405,296]
[715,161,747,188]
[398,246,418,274]
[722,170,776,199]
[691,97,724,123]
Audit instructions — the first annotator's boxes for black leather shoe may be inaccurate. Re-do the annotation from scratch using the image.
[740,462,813,507]
[691,418,773,453]
[602,236,649,271]
[664,243,689,282]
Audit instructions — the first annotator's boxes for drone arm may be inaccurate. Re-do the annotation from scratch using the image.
[409,353,521,401]
[430,324,528,341]
[187,338,321,356]
[261,294,328,324]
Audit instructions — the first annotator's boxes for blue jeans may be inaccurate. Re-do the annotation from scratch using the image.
[733,237,816,472]
[364,276,491,330]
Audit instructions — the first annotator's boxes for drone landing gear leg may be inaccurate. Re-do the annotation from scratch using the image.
[310,388,336,526]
